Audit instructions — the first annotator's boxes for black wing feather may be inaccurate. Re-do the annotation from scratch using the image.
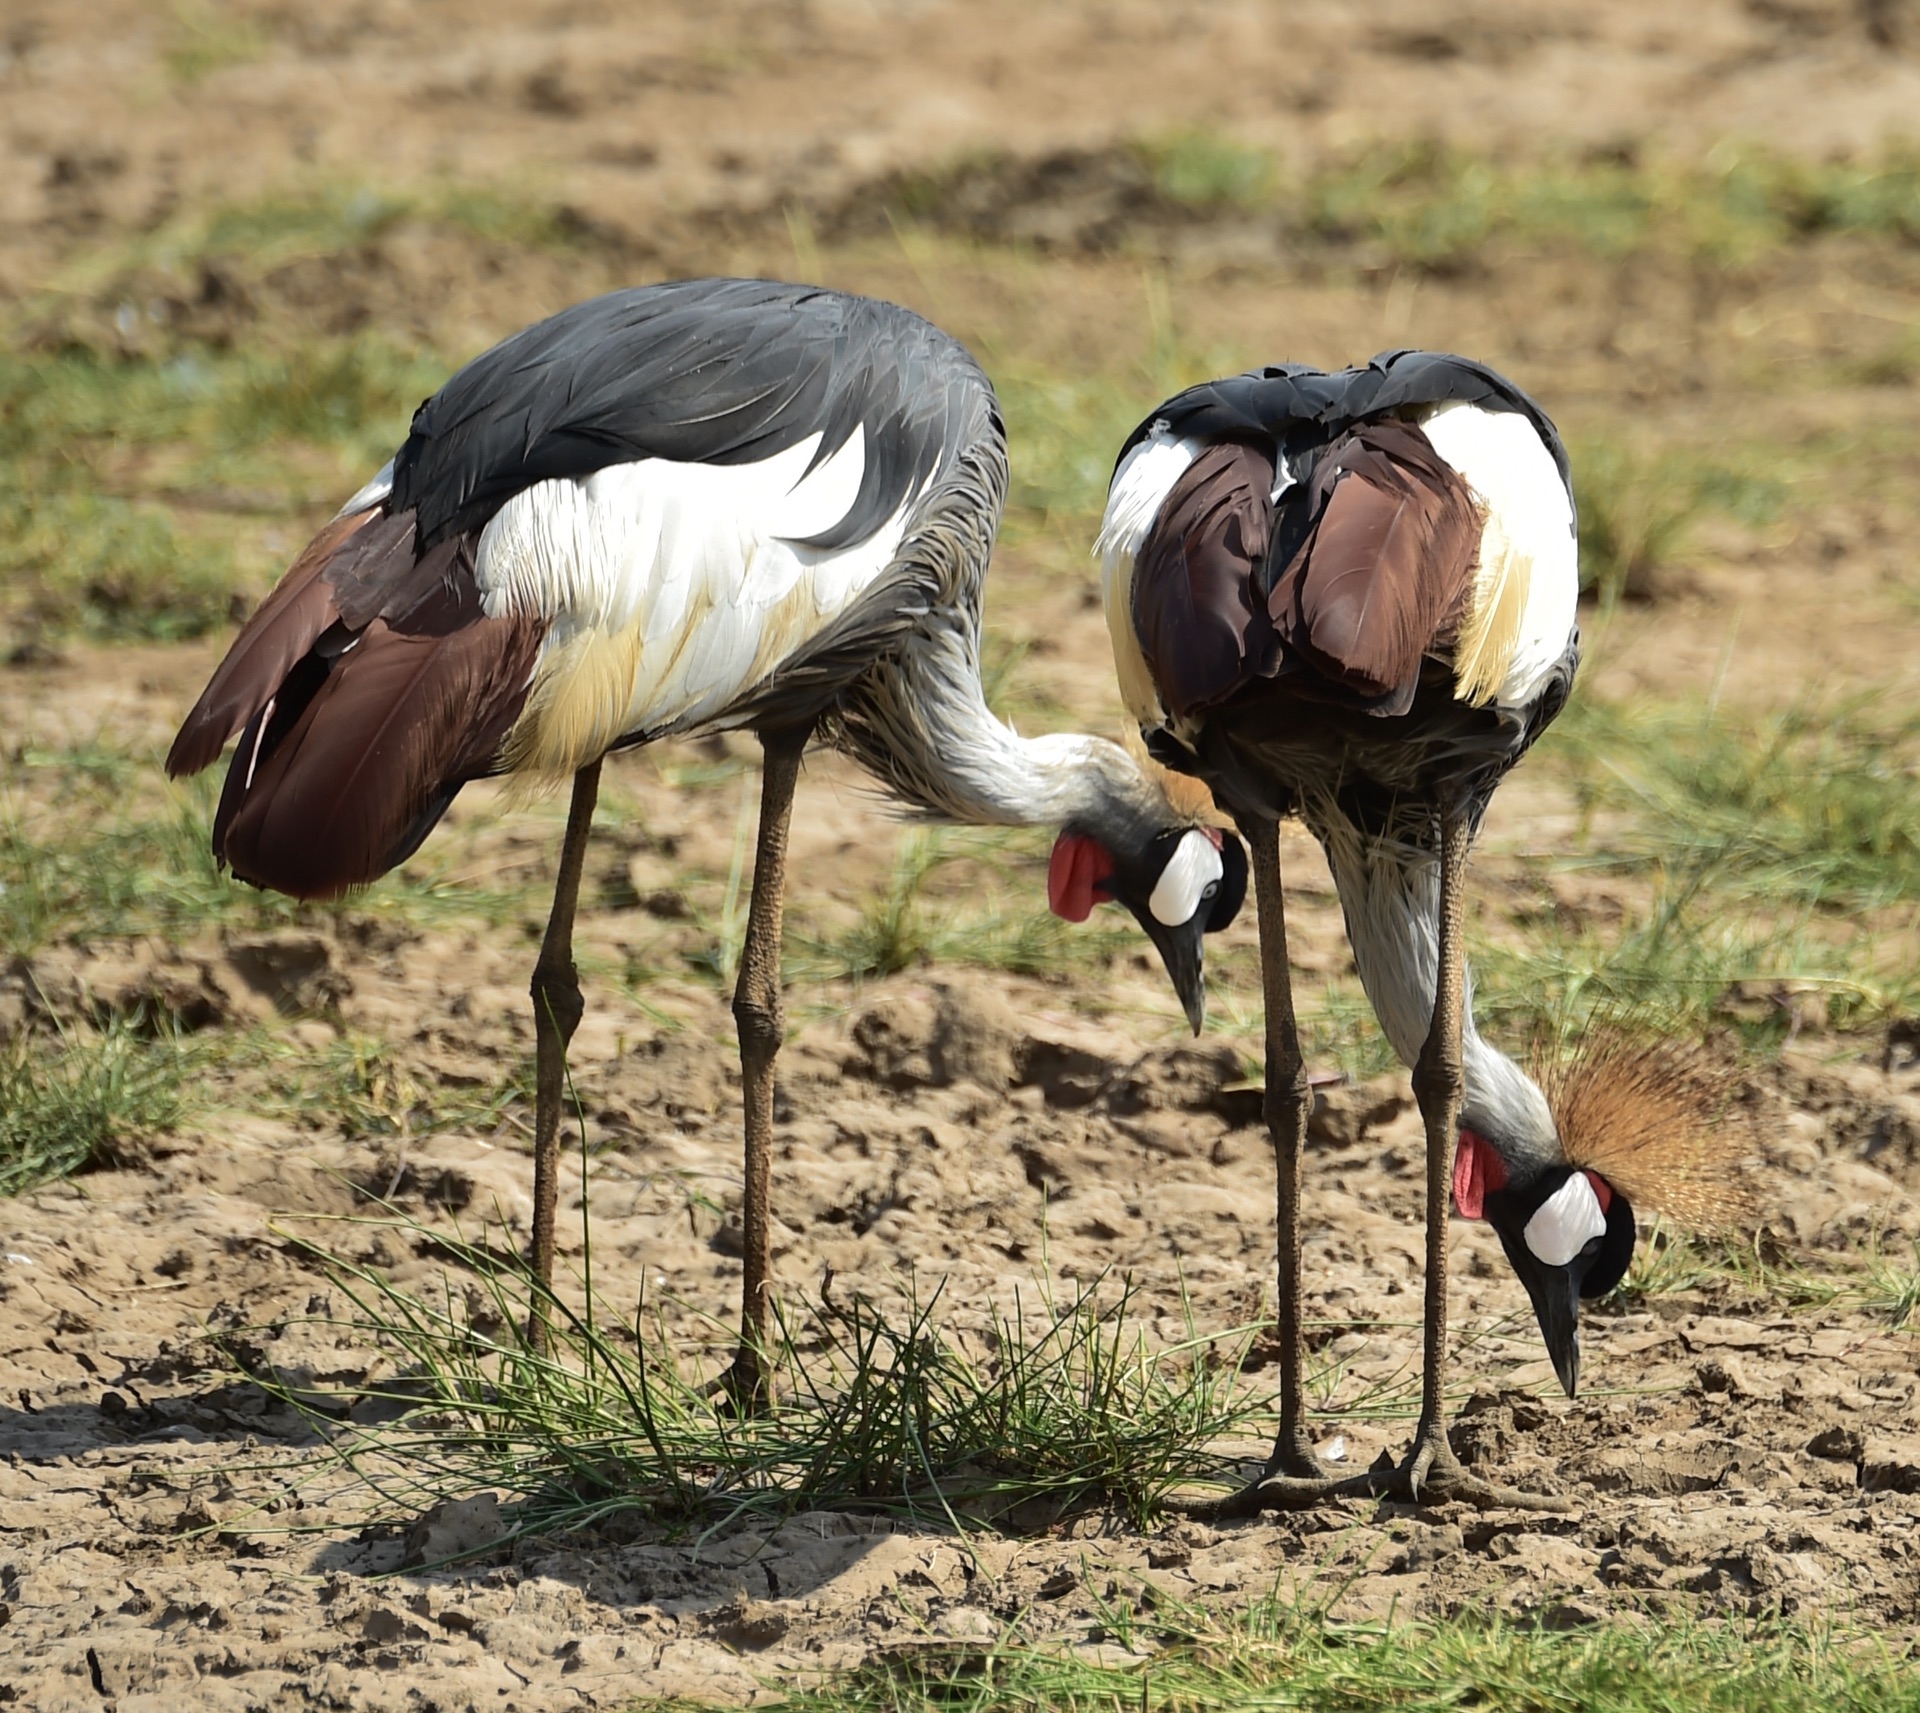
[393,279,986,554]
[1113,349,1574,518]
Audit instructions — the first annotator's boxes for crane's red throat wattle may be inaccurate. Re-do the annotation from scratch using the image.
[1048,833,1116,922]
[1451,1127,1507,1220]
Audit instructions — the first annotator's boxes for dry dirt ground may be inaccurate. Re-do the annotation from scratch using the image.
[6,2,1920,1709]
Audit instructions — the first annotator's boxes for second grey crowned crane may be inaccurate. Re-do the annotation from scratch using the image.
[1098,351,1639,1508]
[167,279,1246,1404]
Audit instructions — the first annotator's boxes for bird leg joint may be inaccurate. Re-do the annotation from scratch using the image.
[732,990,784,1056]
[1410,1040,1464,1113]
[530,956,585,1047]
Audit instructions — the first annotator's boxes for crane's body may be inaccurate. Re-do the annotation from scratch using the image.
[175,281,1142,888]
[170,279,1243,1396]
[1096,350,1628,1507]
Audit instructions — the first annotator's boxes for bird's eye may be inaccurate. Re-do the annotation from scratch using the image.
[1202,882,1218,900]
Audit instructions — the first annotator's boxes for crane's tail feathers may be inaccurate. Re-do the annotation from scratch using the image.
[1538,1034,1762,1231]
[166,508,397,779]
[169,506,545,900]
[213,609,543,898]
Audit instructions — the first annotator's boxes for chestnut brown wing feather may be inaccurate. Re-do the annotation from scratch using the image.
[214,607,542,899]
[163,509,396,778]
[171,507,546,900]
[1130,419,1481,720]
[1271,419,1482,709]
[1129,441,1276,721]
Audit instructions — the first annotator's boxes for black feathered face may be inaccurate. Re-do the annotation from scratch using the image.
[1480,1164,1636,1399]
[1047,826,1248,1033]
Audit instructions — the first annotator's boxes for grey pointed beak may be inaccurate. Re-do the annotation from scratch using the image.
[1131,906,1208,1035]
[1507,1245,1584,1398]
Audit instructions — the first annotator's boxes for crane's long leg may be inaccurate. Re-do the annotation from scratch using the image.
[1379,809,1562,1510]
[1401,806,1472,1494]
[528,760,604,1318]
[1249,815,1325,1482]
[1176,816,1341,1520]
[719,720,814,1413]
[1198,810,1563,1517]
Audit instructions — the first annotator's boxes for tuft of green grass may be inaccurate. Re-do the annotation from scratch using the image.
[994,362,1177,538]
[212,340,443,461]
[1468,692,1920,1051]
[1,737,532,957]
[1857,1236,1920,1328]
[1140,133,1275,213]
[1569,437,1702,607]
[1619,1223,1920,1333]
[829,829,943,979]
[165,2,273,84]
[0,336,441,646]
[794,827,1135,988]
[1296,141,1920,274]
[43,181,586,304]
[262,1032,533,1143]
[1472,868,1912,1053]
[1556,697,1920,914]
[881,134,1920,278]
[0,1018,189,1195]
[741,1591,1920,1713]
[255,1211,1259,1541]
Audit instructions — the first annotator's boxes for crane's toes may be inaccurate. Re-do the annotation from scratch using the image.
[1168,1471,1355,1520]
[707,1347,773,1418]
[1364,1431,1570,1513]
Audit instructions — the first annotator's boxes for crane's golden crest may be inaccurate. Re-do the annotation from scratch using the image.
[1537,1035,1761,1231]
[1120,728,1224,826]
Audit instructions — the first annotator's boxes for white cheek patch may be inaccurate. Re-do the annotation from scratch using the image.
[1523,1173,1608,1268]
[1148,828,1224,927]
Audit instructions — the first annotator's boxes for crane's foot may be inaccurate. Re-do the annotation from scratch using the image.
[1350,1421,1569,1513]
[707,1343,771,1418]
[1168,1424,1339,1520]
[1174,1424,1568,1519]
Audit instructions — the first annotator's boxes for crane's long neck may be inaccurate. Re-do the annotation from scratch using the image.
[828,422,1172,848]
[1318,816,1561,1181]
[834,608,1171,845]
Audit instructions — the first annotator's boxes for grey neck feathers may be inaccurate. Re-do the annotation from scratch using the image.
[837,609,1174,845]
[828,420,1175,849]
[1319,821,1561,1182]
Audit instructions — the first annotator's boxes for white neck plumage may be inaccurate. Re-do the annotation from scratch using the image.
[832,607,1171,847]
[1320,821,1561,1180]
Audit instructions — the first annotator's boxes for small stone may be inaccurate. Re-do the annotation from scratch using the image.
[711,1602,791,1649]
[1807,1426,1864,1462]
[402,1492,507,1568]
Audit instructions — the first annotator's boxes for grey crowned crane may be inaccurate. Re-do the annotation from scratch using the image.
[1096,350,1736,1507]
[167,279,1246,1402]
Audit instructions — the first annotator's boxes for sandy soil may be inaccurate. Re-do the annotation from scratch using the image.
[5,3,1920,1708]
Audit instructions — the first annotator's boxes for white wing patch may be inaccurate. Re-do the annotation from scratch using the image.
[476,430,912,776]
[1523,1172,1608,1268]
[1094,426,1203,728]
[1417,402,1577,709]
[333,458,394,520]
